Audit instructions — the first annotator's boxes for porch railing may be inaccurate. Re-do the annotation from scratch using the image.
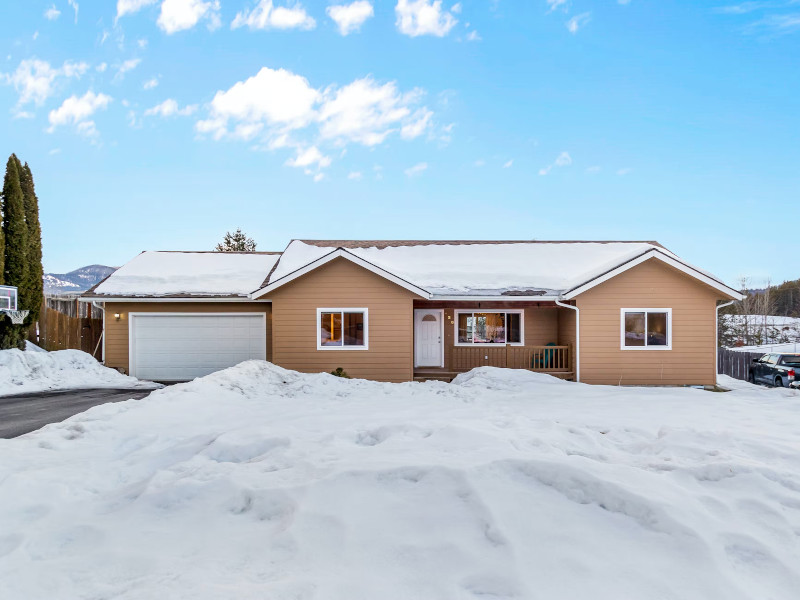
[451,344,572,373]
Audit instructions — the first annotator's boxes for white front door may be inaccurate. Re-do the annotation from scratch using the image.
[415,309,443,367]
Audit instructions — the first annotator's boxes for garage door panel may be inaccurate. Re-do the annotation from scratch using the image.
[131,314,266,381]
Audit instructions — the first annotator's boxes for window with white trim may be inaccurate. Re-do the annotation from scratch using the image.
[621,308,672,350]
[317,308,368,350]
[455,310,524,345]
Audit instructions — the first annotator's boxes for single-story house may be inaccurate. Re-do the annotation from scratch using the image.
[80,240,743,386]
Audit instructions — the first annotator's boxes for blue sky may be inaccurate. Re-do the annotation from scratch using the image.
[1,0,798,286]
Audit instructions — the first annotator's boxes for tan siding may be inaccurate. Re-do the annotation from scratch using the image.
[104,302,272,374]
[558,306,577,351]
[576,259,722,386]
[266,258,418,383]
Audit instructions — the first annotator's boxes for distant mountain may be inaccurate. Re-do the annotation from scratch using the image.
[43,265,117,295]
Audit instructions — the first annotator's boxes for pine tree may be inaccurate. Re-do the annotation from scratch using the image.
[1,155,28,349]
[215,228,257,252]
[19,162,43,325]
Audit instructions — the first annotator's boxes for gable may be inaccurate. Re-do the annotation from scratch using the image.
[258,256,425,301]
[574,255,731,302]
[564,251,742,301]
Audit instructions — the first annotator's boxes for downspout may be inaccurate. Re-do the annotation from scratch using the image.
[555,299,580,383]
[716,300,736,386]
[92,301,105,364]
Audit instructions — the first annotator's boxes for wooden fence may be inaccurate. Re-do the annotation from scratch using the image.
[718,347,762,381]
[27,296,103,357]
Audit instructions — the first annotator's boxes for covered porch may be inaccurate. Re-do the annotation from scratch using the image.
[412,300,576,382]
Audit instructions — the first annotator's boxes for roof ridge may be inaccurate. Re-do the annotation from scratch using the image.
[296,239,666,249]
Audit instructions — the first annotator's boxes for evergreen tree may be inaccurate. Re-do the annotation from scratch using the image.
[1,155,28,349]
[19,162,43,325]
[215,228,257,252]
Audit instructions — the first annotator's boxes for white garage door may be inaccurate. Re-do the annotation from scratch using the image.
[130,313,267,381]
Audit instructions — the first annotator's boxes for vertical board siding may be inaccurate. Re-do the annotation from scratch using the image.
[266,258,418,383]
[577,259,723,386]
[104,302,272,374]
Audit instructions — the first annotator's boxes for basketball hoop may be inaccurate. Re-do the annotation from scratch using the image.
[2,310,29,325]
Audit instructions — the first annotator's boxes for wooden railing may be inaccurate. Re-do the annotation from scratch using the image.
[451,344,572,373]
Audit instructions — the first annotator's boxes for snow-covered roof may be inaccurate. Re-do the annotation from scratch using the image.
[264,240,684,297]
[87,251,281,298]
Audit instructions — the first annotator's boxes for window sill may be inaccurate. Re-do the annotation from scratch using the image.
[620,346,673,351]
[317,346,370,351]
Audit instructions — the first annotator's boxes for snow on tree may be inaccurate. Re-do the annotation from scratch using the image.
[215,228,257,252]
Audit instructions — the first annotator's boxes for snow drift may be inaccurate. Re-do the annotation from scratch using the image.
[0,348,158,396]
[1,363,799,599]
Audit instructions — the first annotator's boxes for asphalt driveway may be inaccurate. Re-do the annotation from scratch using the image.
[0,388,157,439]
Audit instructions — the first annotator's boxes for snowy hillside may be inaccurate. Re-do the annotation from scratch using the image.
[1,363,799,599]
[43,264,116,294]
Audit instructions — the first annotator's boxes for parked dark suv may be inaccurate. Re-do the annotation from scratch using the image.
[749,353,799,387]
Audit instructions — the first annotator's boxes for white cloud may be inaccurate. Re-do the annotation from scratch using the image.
[405,162,428,177]
[232,0,316,30]
[143,77,159,89]
[617,167,632,176]
[547,0,568,12]
[196,66,433,172]
[566,12,590,34]
[538,151,571,175]
[33,31,39,40]
[474,159,485,167]
[96,62,108,73]
[326,1,374,35]
[144,98,197,117]
[44,5,61,20]
[451,3,462,14]
[319,77,425,146]
[48,148,61,155]
[2,58,89,108]
[347,170,363,180]
[138,38,149,48]
[196,67,320,140]
[115,58,142,79]
[313,172,324,182]
[47,91,112,136]
[116,0,159,20]
[466,30,481,41]
[395,0,458,37]
[400,107,432,139]
[585,165,601,174]
[68,0,79,23]
[503,159,513,168]
[286,146,332,170]
[158,0,221,34]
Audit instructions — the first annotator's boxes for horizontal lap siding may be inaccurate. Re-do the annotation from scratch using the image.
[104,302,272,374]
[577,259,721,386]
[266,258,417,382]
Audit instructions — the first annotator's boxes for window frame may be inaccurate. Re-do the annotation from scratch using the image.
[620,308,673,351]
[316,307,369,351]
[453,309,525,347]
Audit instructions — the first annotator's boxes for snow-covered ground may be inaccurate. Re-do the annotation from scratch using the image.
[728,342,800,354]
[0,348,159,396]
[1,363,799,599]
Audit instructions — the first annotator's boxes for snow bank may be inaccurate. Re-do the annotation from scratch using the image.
[1,362,800,599]
[0,349,159,396]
